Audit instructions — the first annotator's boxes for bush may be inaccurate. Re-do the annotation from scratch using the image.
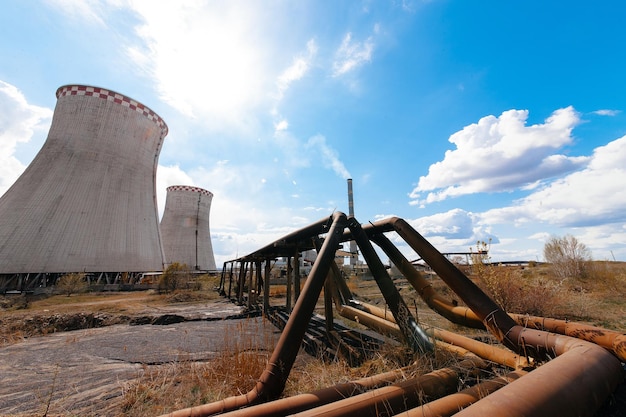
[56,273,88,296]
[158,263,192,293]
[543,235,592,280]
[475,265,563,316]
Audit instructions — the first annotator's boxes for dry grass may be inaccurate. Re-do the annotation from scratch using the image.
[471,261,626,330]
[120,318,276,416]
[120,319,465,416]
[2,262,625,416]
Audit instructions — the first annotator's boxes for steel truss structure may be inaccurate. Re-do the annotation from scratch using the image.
[163,213,624,417]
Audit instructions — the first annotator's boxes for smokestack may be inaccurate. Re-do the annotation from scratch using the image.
[347,178,357,266]
[160,185,217,272]
[0,84,167,274]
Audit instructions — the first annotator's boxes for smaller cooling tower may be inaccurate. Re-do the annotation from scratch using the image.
[160,185,216,271]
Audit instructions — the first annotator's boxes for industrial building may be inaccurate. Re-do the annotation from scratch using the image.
[160,185,217,272]
[0,85,168,290]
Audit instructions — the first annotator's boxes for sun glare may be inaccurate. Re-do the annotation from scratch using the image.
[129,2,268,129]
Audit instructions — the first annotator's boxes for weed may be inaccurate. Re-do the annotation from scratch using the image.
[120,317,276,415]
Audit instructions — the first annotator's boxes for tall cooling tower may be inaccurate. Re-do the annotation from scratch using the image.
[0,84,168,274]
[160,185,217,272]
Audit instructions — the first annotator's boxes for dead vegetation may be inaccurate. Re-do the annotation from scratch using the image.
[1,263,625,416]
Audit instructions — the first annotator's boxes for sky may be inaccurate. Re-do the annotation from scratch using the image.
[1,0,626,267]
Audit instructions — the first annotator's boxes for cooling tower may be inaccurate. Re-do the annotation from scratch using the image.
[160,185,217,272]
[0,84,168,274]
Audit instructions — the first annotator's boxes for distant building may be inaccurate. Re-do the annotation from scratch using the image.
[160,185,217,272]
[0,85,167,283]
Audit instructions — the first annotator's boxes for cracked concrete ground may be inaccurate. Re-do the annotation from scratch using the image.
[0,300,281,416]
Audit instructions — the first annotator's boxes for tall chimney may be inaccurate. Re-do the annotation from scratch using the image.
[347,178,357,266]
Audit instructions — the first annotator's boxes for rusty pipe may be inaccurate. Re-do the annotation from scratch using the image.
[454,332,622,417]
[213,366,417,417]
[398,369,528,417]
[363,217,518,347]
[371,226,626,361]
[364,217,623,416]
[337,304,404,340]
[346,216,433,353]
[290,356,486,417]
[160,213,348,417]
[337,304,529,370]
[426,326,530,370]
[369,232,484,329]
[510,313,626,362]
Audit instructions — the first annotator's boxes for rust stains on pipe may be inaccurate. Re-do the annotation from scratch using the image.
[337,304,404,340]
[370,233,484,329]
[453,335,622,417]
[427,326,530,370]
[213,366,417,417]
[337,304,529,370]
[290,357,486,417]
[346,216,433,353]
[510,313,626,362]
[160,213,348,417]
[363,217,623,416]
[399,369,527,417]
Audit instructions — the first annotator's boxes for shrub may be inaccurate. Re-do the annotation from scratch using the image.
[55,273,88,296]
[543,235,592,280]
[472,252,563,317]
[158,263,192,293]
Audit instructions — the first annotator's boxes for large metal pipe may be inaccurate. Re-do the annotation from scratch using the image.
[161,213,348,417]
[363,217,517,345]
[398,369,528,417]
[290,356,486,417]
[346,216,433,353]
[337,304,528,370]
[365,217,623,417]
[370,229,626,362]
[426,326,529,370]
[454,334,622,417]
[369,233,484,329]
[213,366,417,417]
[510,313,626,362]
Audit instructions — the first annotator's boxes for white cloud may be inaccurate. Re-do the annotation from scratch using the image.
[592,109,620,116]
[274,119,289,132]
[0,81,52,196]
[332,31,375,77]
[480,135,626,228]
[306,134,351,179]
[409,107,586,205]
[519,136,626,226]
[43,0,108,26]
[275,39,318,102]
[408,208,498,243]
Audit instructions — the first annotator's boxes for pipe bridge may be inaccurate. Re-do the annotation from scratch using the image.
[163,213,625,417]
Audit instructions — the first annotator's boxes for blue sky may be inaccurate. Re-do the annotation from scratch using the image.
[1,0,626,266]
